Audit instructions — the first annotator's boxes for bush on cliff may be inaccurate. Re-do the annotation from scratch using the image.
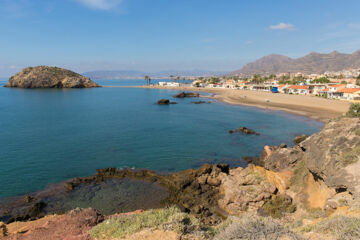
[262,195,296,218]
[89,207,200,239]
[213,215,303,240]
[346,103,360,117]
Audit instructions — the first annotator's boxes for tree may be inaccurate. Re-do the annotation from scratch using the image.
[169,75,174,81]
[144,75,150,86]
[341,80,347,84]
[357,75,360,86]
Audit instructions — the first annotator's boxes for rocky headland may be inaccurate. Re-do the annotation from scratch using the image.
[5,66,100,88]
[1,111,360,239]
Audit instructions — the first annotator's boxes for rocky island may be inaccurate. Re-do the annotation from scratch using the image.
[4,66,100,88]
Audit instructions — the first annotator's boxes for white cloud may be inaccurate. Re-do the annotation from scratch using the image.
[269,23,295,31]
[75,0,123,10]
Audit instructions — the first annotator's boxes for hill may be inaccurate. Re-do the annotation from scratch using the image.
[231,50,360,75]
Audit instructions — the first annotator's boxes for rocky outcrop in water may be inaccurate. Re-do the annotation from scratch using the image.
[229,127,260,135]
[5,66,100,88]
[157,99,177,105]
[173,92,200,98]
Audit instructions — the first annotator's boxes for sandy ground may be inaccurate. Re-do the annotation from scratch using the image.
[105,85,351,122]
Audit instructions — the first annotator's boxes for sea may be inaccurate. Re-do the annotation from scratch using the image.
[0,78,323,216]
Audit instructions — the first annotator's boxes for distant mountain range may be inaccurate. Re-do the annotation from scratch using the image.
[231,50,360,75]
[83,70,227,79]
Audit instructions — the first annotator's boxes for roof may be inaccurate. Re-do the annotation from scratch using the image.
[277,84,286,89]
[336,88,360,93]
[320,88,330,92]
[288,85,310,90]
[331,84,346,88]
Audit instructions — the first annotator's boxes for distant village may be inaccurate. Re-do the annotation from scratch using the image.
[158,68,360,102]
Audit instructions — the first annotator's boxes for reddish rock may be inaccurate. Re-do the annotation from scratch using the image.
[4,208,103,240]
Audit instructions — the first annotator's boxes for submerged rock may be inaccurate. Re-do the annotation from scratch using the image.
[173,92,200,98]
[5,66,100,88]
[191,101,210,104]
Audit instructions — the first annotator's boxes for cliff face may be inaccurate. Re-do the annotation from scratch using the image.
[5,66,100,88]
[260,117,360,196]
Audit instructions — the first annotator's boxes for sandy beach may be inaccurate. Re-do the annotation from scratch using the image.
[107,85,351,122]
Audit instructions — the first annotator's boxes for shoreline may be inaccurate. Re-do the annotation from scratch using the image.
[107,85,351,122]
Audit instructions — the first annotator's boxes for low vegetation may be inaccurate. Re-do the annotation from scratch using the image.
[301,215,360,240]
[290,160,309,189]
[346,103,360,117]
[89,207,200,239]
[262,195,296,218]
[213,215,303,240]
[355,128,360,136]
[336,146,360,167]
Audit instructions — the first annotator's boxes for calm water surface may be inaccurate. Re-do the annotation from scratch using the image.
[0,79,323,199]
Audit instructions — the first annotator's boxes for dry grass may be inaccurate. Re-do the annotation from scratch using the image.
[301,215,360,240]
[213,215,303,240]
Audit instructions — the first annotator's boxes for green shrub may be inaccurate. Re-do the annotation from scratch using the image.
[89,207,199,239]
[305,215,360,240]
[262,195,296,218]
[336,146,360,167]
[290,161,309,189]
[214,215,303,240]
[355,128,360,136]
[346,103,360,117]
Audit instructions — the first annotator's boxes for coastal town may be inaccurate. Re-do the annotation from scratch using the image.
[158,68,360,102]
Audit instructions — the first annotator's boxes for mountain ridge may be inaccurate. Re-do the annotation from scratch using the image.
[231,50,360,75]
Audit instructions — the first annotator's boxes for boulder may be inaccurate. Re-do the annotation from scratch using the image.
[5,66,100,88]
[218,165,277,215]
[258,145,304,171]
[293,134,308,145]
[173,92,200,98]
[0,222,6,237]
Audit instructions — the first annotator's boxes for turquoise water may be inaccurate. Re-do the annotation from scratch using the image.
[0,79,323,199]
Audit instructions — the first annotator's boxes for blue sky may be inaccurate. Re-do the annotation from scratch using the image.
[1,0,360,76]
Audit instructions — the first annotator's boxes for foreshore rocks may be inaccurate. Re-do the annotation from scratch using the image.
[173,92,200,98]
[64,164,230,224]
[229,127,260,135]
[5,66,100,88]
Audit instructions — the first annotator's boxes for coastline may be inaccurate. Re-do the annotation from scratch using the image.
[108,85,351,122]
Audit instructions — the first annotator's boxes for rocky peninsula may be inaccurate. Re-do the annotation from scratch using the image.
[1,109,360,239]
[5,66,100,88]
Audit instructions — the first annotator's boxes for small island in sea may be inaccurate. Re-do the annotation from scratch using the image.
[5,66,100,88]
